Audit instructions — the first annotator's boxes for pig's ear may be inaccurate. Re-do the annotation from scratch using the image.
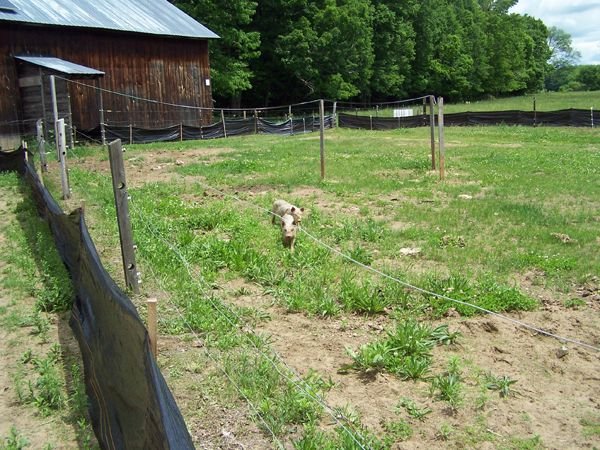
[291,206,296,213]
[300,207,305,212]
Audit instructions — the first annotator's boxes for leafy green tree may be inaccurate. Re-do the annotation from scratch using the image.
[175,0,260,106]
[545,27,581,91]
[576,65,600,91]
[275,0,374,100]
[548,26,581,68]
[369,0,418,100]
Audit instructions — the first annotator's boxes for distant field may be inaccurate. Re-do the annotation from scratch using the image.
[345,90,600,118]
[444,90,600,113]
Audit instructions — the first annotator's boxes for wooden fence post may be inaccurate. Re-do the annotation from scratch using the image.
[57,119,71,199]
[36,119,48,173]
[319,99,326,180]
[438,97,445,181]
[108,139,140,293]
[332,101,337,128]
[147,298,158,358]
[50,75,60,159]
[429,95,436,170]
[97,79,106,146]
[221,109,227,138]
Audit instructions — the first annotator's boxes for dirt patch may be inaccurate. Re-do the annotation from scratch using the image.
[216,280,600,447]
[156,335,272,449]
[0,188,84,448]
[72,147,237,188]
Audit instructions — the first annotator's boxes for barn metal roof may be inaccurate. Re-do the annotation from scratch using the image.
[15,56,105,77]
[0,0,219,39]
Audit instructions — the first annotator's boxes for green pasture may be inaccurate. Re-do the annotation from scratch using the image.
[352,90,600,117]
[54,123,599,448]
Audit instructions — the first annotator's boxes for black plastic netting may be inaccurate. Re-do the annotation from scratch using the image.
[338,108,598,130]
[78,115,335,144]
[0,148,194,450]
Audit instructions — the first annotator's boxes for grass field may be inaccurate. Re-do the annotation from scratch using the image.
[444,90,600,113]
[36,122,600,448]
[352,90,600,117]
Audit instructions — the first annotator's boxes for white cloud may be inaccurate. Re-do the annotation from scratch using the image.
[511,0,600,65]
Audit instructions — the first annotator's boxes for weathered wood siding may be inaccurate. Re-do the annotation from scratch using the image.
[1,23,213,139]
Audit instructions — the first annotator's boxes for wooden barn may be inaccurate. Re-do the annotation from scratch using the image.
[0,0,218,149]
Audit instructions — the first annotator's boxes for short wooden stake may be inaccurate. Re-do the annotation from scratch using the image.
[180,123,183,142]
[147,298,158,358]
[319,99,325,180]
[438,97,445,180]
[108,139,140,293]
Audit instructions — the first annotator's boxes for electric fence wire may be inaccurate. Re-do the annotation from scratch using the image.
[333,94,433,108]
[129,201,287,450]
[191,181,600,353]
[57,76,324,113]
[128,198,371,450]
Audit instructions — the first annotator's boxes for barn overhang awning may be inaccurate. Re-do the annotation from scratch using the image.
[14,55,104,78]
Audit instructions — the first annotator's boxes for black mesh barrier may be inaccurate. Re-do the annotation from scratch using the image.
[0,148,194,450]
[339,108,599,130]
[77,115,335,144]
[0,147,27,174]
[338,113,428,130]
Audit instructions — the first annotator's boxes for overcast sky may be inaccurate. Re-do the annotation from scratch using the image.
[510,0,600,65]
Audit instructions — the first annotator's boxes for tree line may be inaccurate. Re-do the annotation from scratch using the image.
[174,0,594,107]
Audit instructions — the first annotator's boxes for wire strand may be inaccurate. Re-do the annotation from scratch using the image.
[191,181,600,353]
[130,205,286,449]
[128,198,369,449]
[57,76,324,113]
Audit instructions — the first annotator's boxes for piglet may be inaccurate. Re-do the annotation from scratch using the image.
[272,199,304,226]
[280,213,297,252]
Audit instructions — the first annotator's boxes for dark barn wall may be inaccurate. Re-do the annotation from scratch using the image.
[1,23,213,135]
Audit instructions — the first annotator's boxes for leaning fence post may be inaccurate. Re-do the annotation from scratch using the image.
[592,107,594,128]
[332,101,337,128]
[57,119,71,199]
[221,109,227,138]
[147,298,158,358]
[97,79,106,146]
[438,97,445,181]
[429,95,436,170]
[108,139,140,293]
[320,99,326,180]
[50,75,60,160]
[36,119,48,173]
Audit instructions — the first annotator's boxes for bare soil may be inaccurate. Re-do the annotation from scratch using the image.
[31,147,600,448]
[0,187,83,448]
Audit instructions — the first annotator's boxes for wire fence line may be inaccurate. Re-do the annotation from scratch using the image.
[128,198,371,450]
[130,212,286,449]
[185,180,599,353]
